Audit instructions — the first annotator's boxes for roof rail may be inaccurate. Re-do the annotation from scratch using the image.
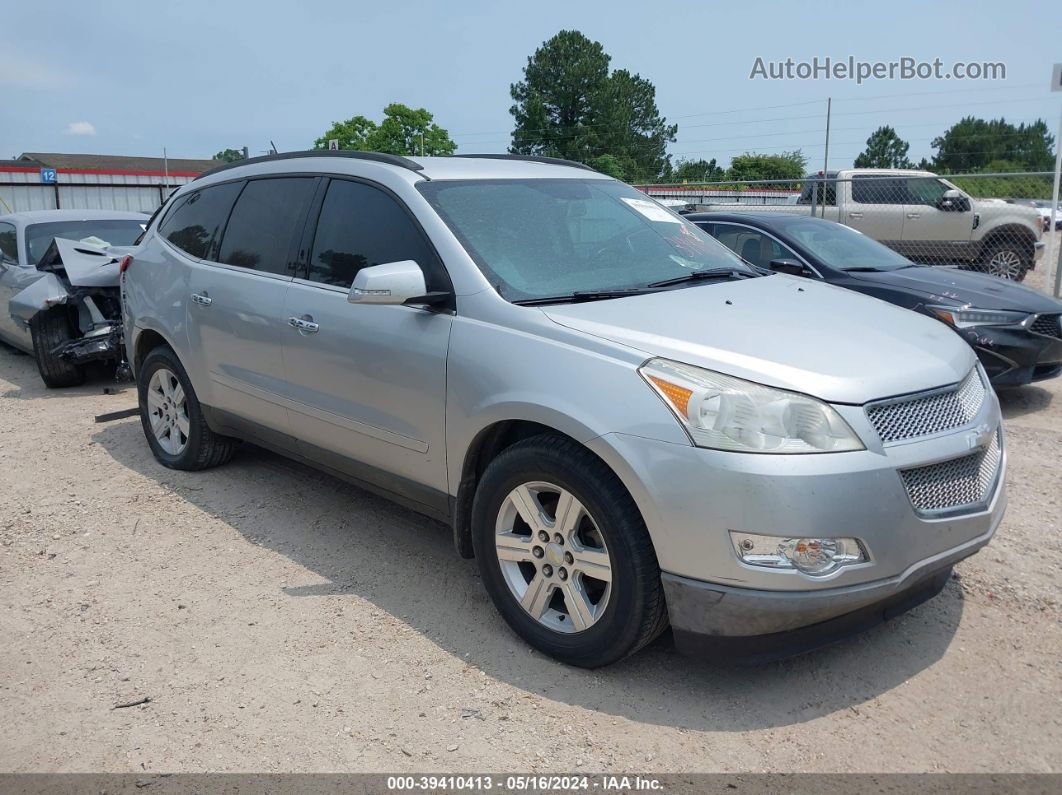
[195,150,424,180]
[453,153,596,172]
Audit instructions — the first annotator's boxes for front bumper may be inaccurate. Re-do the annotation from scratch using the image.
[585,381,1006,659]
[663,520,996,663]
[962,324,1062,386]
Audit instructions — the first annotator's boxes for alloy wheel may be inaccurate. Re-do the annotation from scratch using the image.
[494,481,612,633]
[146,367,190,455]
[987,249,1024,279]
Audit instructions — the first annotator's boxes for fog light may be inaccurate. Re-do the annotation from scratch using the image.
[730,531,866,576]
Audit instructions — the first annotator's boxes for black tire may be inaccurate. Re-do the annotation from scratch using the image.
[471,434,668,668]
[977,240,1030,281]
[30,309,85,388]
[137,345,239,471]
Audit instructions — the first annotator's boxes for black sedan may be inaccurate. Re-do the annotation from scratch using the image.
[686,212,1062,387]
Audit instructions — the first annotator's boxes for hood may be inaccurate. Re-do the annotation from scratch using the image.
[542,275,974,404]
[848,265,1062,313]
[38,237,133,288]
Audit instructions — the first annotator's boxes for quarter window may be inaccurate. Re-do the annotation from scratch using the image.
[306,179,443,290]
[218,177,316,276]
[159,182,243,260]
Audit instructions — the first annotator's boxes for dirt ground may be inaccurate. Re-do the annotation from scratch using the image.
[1,274,1060,774]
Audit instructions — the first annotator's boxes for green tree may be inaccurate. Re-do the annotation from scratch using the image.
[853,126,914,169]
[366,103,457,156]
[931,117,1054,173]
[672,158,725,183]
[213,148,244,163]
[313,105,456,156]
[313,115,376,150]
[589,154,625,180]
[509,30,676,180]
[727,151,807,182]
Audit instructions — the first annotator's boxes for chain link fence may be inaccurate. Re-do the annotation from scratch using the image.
[638,172,1060,287]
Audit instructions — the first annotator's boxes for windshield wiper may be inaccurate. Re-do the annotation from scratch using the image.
[513,288,658,306]
[647,268,758,289]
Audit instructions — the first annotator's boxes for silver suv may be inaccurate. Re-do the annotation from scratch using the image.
[122,152,1006,667]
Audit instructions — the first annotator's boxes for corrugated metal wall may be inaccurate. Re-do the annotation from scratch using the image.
[0,169,198,213]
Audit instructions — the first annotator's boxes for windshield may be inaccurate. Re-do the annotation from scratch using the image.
[25,219,146,265]
[417,178,752,300]
[782,219,914,271]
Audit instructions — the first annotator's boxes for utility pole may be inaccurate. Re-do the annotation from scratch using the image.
[420,133,425,157]
[821,98,831,218]
[163,147,169,194]
[1050,102,1062,298]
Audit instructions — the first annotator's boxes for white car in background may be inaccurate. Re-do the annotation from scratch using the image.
[0,209,146,387]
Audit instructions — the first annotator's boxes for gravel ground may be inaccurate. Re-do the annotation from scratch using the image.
[1,274,1060,774]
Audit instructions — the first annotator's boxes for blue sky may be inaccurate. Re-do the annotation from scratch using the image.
[1,0,1058,170]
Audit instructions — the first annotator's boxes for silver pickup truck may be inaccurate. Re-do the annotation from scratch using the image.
[734,169,1045,281]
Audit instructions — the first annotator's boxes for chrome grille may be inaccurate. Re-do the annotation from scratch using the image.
[1030,313,1062,339]
[899,432,1001,515]
[865,368,985,443]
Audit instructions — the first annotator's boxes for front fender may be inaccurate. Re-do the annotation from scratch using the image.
[444,316,689,495]
[9,272,68,329]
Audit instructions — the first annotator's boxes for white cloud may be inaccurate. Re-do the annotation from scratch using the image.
[64,121,96,136]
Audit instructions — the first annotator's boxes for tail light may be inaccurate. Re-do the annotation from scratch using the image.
[118,255,133,274]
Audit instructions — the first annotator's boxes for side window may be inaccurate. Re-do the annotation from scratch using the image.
[159,182,243,260]
[709,225,797,268]
[851,177,905,205]
[0,222,17,262]
[306,179,444,290]
[905,177,948,206]
[798,180,836,206]
[218,177,316,275]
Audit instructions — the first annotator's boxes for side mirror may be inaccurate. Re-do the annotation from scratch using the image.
[768,258,808,276]
[939,189,970,212]
[347,260,447,307]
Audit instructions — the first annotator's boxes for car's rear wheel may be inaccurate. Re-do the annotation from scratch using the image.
[471,434,668,667]
[30,308,85,388]
[138,346,238,470]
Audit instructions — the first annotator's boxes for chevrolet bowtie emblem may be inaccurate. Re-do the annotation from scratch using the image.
[967,424,994,450]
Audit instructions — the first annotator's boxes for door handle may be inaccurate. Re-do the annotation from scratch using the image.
[847,212,863,219]
[191,292,212,306]
[288,316,320,333]
[906,213,921,219]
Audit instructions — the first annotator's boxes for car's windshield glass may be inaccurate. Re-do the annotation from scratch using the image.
[417,178,752,300]
[781,219,913,271]
[25,220,146,265]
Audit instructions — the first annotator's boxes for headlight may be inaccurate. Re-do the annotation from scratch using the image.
[731,531,866,576]
[639,358,863,453]
[927,305,1030,329]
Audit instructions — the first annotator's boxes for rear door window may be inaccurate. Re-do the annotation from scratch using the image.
[851,177,906,205]
[159,181,243,260]
[217,177,317,276]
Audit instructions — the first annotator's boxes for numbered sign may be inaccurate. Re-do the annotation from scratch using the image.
[40,168,57,184]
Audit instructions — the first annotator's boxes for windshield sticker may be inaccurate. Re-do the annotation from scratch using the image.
[621,197,682,224]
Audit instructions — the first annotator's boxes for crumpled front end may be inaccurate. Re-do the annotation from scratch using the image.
[8,237,131,372]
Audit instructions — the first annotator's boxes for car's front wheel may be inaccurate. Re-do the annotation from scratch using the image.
[980,241,1030,281]
[471,435,668,667]
[30,308,85,388]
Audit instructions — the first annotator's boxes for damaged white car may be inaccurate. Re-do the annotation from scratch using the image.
[0,210,146,387]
